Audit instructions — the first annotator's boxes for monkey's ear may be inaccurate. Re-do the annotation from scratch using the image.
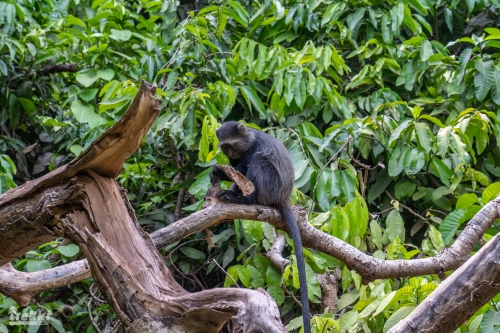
[237,123,246,132]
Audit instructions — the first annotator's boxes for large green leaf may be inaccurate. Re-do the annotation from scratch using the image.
[239,85,266,116]
[474,60,495,102]
[491,70,500,105]
[414,122,433,153]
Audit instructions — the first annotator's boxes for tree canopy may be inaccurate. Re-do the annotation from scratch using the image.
[2,0,500,332]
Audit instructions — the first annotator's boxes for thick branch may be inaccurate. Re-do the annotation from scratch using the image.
[40,64,78,75]
[266,232,289,270]
[388,222,500,333]
[0,182,84,266]
[0,261,91,305]
[5,197,498,298]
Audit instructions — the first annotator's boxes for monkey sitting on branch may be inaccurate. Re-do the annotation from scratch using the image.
[209,121,311,333]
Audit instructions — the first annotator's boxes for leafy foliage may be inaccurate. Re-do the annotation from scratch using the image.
[2,0,500,331]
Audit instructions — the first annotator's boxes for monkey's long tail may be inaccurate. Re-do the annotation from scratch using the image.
[279,203,311,333]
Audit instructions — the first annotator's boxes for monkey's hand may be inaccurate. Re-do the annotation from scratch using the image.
[209,165,230,185]
[216,190,247,204]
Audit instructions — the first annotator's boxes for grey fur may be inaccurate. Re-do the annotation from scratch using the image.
[210,121,311,333]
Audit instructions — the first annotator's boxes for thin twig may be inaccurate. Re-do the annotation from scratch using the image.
[89,284,105,305]
[385,190,429,221]
[281,282,303,309]
[309,135,352,214]
[211,259,240,288]
[346,139,385,171]
[87,298,103,333]
[174,188,187,221]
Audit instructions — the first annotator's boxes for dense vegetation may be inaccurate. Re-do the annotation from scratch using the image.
[2,0,500,331]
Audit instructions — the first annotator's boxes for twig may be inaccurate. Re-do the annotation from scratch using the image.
[281,282,303,309]
[174,188,187,221]
[89,283,106,305]
[211,259,240,288]
[167,135,182,169]
[385,190,429,221]
[346,140,385,171]
[310,135,351,214]
[87,298,103,333]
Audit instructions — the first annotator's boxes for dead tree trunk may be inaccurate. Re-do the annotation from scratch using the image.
[0,81,286,333]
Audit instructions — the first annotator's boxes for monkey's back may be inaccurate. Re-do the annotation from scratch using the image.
[244,129,295,206]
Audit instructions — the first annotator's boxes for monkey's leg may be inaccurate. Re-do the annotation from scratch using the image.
[215,189,254,204]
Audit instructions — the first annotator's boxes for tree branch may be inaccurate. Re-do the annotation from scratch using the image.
[40,64,78,75]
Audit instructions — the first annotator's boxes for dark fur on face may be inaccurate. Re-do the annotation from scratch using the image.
[216,121,255,159]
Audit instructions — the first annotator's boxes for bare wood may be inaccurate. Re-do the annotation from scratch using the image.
[0,261,91,306]
[316,272,338,314]
[266,232,290,270]
[0,182,84,266]
[388,217,500,333]
[0,80,159,208]
[6,196,497,299]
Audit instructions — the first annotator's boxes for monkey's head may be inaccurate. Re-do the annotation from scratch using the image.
[216,121,255,159]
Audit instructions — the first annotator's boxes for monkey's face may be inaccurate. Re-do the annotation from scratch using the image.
[219,142,241,159]
[216,121,254,160]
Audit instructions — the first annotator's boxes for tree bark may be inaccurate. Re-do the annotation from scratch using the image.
[0,81,287,333]
[388,205,500,333]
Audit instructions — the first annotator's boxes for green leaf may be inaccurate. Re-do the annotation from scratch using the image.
[338,289,360,310]
[347,8,366,33]
[110,29,132,41]
[456,48,472,83]
[368,169,392,203]
[474,60,495,102]
[403,148,425,175]
[76,71,99,87]
[480,309,500,333]
[370,220,383,250]
[235,265,251,288]
[491,70,500,106]
[482,182,500,203]
[266,265,285,305]
[383,306,415,332]
[58,244,80,257]
[414,122,433,153]
[436,126,451,156]
[456,193,479,209]
[386,210,405,243]
[340,170,356,203]
[444,8,453,33]
[420,40,433,61]
[180,247,207,260]
[247,265,265,288]
[48,317,66,333]
[239,85,266,116]
[18,98,36,114]
[389,120,412,148]
[97,68,115,81]
[25,259,52,272]
[71,100,105,128]
[79,88,99,102]
[439,209,466,245]
[0,59,7,76]
[395,181,416,199]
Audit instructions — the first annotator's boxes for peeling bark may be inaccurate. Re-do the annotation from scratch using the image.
[388,202,500,333]
[0,81,288,333]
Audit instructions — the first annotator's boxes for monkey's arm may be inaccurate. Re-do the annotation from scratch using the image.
[209,164,232,184]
